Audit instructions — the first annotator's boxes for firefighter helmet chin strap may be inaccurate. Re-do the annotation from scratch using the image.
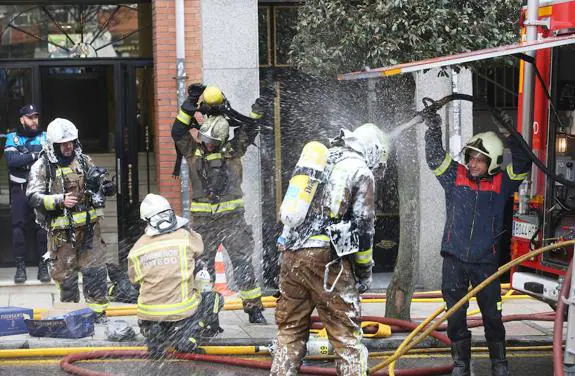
[147,209,178,234]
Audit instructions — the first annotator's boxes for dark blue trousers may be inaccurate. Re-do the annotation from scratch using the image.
[11,184,47,262]
[441,254,505,343]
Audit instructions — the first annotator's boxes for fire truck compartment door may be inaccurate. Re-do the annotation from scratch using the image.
[512,271,561,302]
[338,34,575,80]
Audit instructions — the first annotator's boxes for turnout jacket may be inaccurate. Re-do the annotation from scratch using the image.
[425,126,531,265]
[278,145,376,281]
[27,154,103,231]
[128,228,204,322]
[4,131,46,184]
[171,99,260,217]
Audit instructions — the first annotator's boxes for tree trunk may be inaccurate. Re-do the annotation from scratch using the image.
[382,75,419,320]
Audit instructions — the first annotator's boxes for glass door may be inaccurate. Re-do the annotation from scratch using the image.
[115,63,154,266]
[0,66,36,264]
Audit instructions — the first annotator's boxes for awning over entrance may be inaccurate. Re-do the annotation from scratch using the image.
[337,33,575,81]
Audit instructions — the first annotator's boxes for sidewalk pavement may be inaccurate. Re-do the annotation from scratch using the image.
[0,268,562,351]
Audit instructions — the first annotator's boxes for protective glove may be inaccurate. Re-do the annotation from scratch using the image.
[188,83,206,104]
[194,258,207,275]
[490,109,512,138]
[250,97,265,118]
[102,179,116,196]
[422,111,442,130]
[356,276,372,294]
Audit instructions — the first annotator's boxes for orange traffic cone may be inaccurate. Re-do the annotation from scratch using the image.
[214,244,235,296]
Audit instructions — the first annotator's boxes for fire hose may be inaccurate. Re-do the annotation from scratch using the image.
[56,310,561,376]
[370,240,575,375]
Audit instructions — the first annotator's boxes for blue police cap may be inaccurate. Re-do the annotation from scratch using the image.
[19,104,39,117]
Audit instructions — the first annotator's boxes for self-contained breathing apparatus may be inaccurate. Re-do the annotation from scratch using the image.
[279,141,363,293]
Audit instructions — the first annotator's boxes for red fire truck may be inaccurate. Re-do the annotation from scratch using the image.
[508,0,575,307]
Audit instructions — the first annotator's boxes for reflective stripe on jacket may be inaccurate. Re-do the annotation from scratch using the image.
[127,228,204,322]
[50,208,104,230]
[425,127,531,264]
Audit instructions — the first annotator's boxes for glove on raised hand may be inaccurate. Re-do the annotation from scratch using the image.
[423,111,442,129]
[251,98,265,118]
[491,108,512,138]
[188,83,206,104]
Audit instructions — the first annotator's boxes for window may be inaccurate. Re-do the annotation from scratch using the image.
[0,4,152,59]
[258,4,298,67]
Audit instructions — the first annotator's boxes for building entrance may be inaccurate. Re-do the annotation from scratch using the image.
[0,61,154,266]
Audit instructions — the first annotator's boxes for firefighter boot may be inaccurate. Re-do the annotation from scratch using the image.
[451,338,471,376]
[14,258,27,284]
[146,323,167,360]
[487,341,509,376]
[248,308,267,324]
[37,260,50,282]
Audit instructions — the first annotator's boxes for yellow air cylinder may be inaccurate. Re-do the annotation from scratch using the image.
[280,141,329,228]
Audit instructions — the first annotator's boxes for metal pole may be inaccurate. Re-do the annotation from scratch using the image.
[518,0,539,214]
[449,68,462,160]
[176,0,190,218]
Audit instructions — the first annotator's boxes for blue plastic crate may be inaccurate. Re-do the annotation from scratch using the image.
[0,307,34,336]
[25,308,95,339]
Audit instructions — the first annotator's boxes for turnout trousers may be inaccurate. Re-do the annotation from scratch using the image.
[441,254,505,343]
[192,213,263,312]
[270,247,367,376]
[48,221,109,313]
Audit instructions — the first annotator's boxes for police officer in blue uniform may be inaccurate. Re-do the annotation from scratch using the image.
[4,104,49,283]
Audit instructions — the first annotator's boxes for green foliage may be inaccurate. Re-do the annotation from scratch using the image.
[289,0,522,75]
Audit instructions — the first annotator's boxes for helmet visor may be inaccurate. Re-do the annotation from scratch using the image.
[200,133,222,150]
[149,209,177,233]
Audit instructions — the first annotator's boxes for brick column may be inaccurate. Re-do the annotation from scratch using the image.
[152,0,202,214]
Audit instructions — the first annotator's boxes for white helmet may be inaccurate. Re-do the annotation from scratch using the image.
[199,115,230,149]
[462,131,504,175]
[140,193,189,236]
[43,118,81,163]
[46,118,78,144]
[352,123,390,169]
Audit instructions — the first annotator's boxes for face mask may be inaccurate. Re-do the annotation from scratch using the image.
[149,210,177,233]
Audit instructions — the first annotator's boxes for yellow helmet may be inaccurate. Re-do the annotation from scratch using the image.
[203,86,225,106]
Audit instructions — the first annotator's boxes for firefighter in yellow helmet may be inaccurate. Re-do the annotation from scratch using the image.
[128,193,223,359]
[171,84,267,324]
[271,123,389,376]
[27,118,116,318]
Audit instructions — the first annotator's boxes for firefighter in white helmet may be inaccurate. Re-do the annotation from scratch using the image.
[128,193,224,358]
[171,83,268,324]
[27,118,116,318]
[423,111,531,376]
[271,123,389,376]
